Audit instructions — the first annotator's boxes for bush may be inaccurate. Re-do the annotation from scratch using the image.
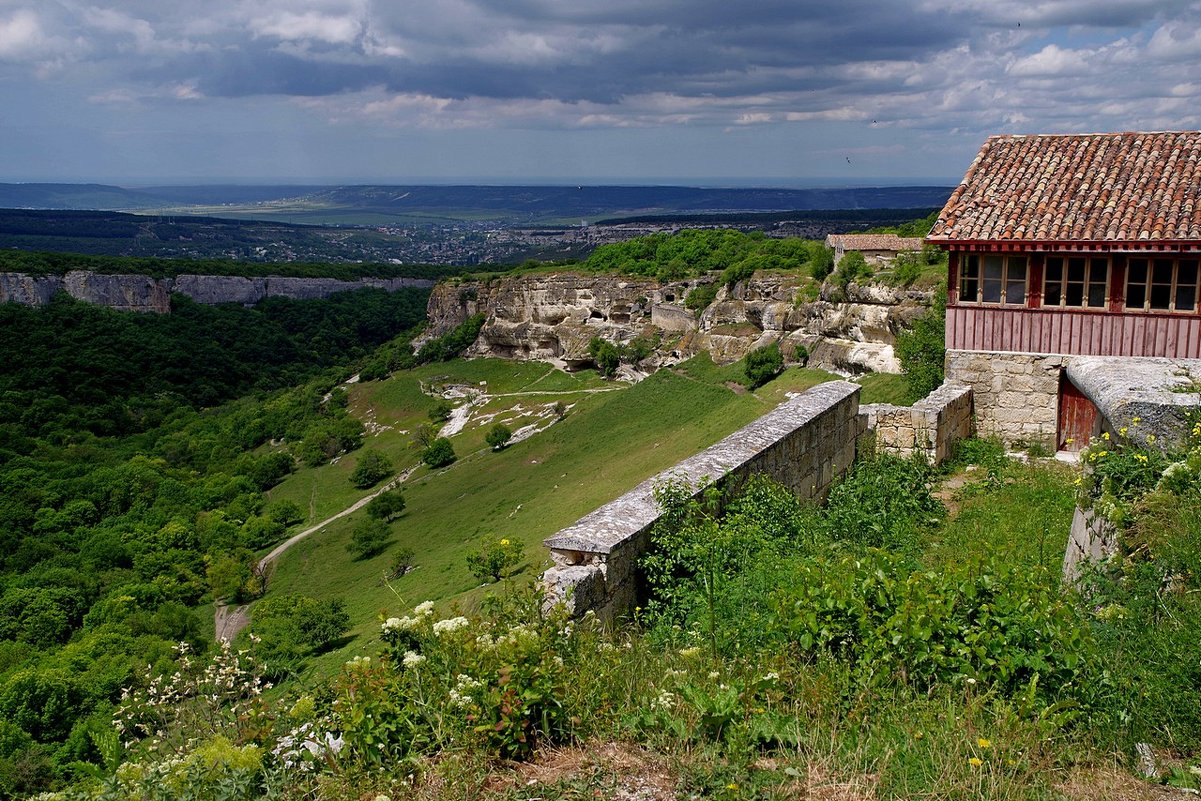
[485,423,512,451]
[588,337,620,378]
[833,250,871,288]
[347,518,391,560]
[896,284,946,402]
[349,449,393,490]
[366,489,406,522]
[386,547,416,579]
[428,400,453,423]
[422,438,456,469]
[808,244,835,280]
[743,342,783,388]
[685,283,719,313]
[466,538,525,582]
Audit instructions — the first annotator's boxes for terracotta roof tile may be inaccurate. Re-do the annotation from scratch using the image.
[927,131,1201,244]
[824,234,925,251]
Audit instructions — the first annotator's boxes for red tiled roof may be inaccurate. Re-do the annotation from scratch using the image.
[927,131,1201,243]
[825,234,925,251]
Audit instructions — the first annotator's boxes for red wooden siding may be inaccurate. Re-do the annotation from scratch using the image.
[946,306,1201,357]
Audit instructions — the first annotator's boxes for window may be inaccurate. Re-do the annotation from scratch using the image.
[1044,256,1109,309]
[1126,257,1199,312]
[958,254,1027,305]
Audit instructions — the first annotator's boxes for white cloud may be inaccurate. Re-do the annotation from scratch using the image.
[251,10,363,45]
[1008,44,1091,76]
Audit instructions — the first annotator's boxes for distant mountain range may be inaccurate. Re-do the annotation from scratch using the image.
[0,183,953,225]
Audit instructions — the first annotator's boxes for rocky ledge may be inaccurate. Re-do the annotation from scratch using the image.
[0,271,436,313]
[424,271,932,375]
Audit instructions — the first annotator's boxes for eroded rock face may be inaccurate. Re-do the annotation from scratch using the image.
[425,272,933,374]
[0,271,436,313]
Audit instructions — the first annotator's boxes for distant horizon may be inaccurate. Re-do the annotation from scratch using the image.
[0,177,960,190]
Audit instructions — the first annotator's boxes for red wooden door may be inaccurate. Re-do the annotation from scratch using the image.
[1057,373,1098,451]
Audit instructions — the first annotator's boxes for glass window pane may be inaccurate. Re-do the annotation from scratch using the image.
[1176,260,1198,311]
[983,255,1004,281]
[1067,257,1086,282]
[1127,282,1147,310]
[1045,282,1062,306]
[1150,283,1172,309]
[960,278,978,302]
[1066,282,1084,306]
[1088,282,1107,307]
[981,278,1002,303]
[1044,258,1063,283]
[1153,259,1174,284]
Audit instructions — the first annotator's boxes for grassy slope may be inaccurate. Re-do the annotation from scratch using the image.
[261,357,843,680]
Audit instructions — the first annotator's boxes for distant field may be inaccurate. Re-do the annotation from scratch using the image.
[258,356,852,681]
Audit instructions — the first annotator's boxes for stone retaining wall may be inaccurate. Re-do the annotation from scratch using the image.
[862,383,973,463]
[541,381,862,620]
[945,349,1066,449]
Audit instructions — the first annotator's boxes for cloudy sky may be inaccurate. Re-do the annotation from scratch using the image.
[1,0,1199,184]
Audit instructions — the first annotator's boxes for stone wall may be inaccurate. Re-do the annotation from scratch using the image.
[541,381,863,620]
[945,349,1067,448]
[862,382,973,463]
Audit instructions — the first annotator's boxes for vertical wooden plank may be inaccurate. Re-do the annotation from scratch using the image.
[947,251,959,304]
[1109,255,1126,312]
[1090,313,1104,354]
[1132,317,1146,356]
[1029,254,1044,308]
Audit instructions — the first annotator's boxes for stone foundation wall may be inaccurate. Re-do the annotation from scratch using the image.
[862,382,973,464]
[945,350,1067,448]
[541,381,863,620]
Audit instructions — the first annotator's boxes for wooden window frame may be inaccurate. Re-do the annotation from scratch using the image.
[1043,255,1110,310]
[1125,256,1200,313]
[957,253,1028,306]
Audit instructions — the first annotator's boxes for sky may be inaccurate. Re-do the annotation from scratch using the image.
[1,0,1200,185]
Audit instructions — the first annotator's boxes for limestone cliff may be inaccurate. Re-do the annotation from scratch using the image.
[0,271,436,313]
[425,272,931,374]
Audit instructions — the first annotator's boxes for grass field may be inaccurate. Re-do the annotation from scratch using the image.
[258,356,856,681]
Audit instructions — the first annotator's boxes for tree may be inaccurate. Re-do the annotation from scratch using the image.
[896,285,947,402]
[834,250,871,288]
[588,337,620,378]
[552,401,567,420]
[366,489,406,522]
[744,342,784,389]
[205,551,263,603]
[386,547,416,579]
[486,423,513,451]
[410,423,437,450]
[347,518,391,559]
[422,438,456,469]
[249,594,350,679]
[350,449,393,490]
[428,400,453,423]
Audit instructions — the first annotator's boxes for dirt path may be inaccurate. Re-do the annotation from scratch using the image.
[214,466,417,642]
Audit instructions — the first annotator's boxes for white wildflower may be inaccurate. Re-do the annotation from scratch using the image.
[402,651,426,668]
[414,601,436,617]
[433,616,469,635]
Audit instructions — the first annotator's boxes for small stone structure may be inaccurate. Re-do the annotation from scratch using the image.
[862,382,973,463]
[541,381,863,620]
[945,350,1066,449]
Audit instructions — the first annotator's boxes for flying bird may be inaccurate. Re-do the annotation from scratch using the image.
[846,157,852,164]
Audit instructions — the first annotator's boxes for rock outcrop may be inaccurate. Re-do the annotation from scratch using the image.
[0,271,436,313]
[425,271,932,374]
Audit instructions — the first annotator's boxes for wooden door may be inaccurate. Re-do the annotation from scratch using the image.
[1057,373,1097,451]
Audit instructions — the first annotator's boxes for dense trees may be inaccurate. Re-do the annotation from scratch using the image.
[744,342,784,388]
[583,229,832,283]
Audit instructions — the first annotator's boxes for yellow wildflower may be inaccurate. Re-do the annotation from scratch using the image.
[1102,431,1110,441]
[1119,427,1128,436]
[969,757,983,767]
[499,538,510,546]
[977,737,991,749]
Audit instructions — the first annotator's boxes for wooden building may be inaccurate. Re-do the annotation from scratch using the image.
[926,131,1201,449]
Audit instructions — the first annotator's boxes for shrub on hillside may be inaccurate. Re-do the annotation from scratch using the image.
[366,489,406,522]
[422,438,456,469]
[896,285,946,402]
[588,337,620,378]
[485,423,512,451]
[744,342,784,388]
[347,518,391,560]
[349,449,393,490]
[466,538,524,582]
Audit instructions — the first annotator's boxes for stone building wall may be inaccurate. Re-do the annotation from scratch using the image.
[945,349,1067,448]
[862,382,973,463]
[541,381,863,620]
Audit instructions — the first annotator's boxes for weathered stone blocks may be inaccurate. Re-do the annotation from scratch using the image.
[540,381,863,620]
